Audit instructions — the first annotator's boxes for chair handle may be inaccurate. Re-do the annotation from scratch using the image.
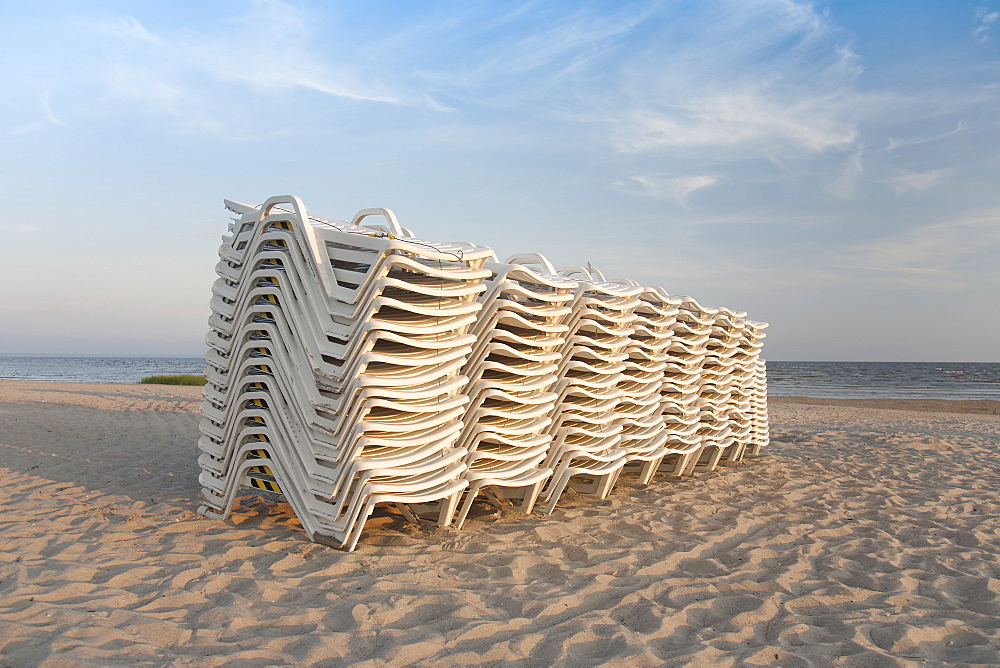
[587,264,607,281]
[505,253,557,275]
[605,278,641,287]
[260,195,309,222]
[256,195,342,299]
[350,208,404,237]
[556,265,593,280]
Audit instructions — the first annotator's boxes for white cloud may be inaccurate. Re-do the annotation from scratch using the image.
[360,0,864,159]
[832,210,1000,287]
[3,91,64,135]
[91,15,162,43]
[884,169,950,194]
[179,0,401,104]
[9,0,868,152]
[610,0,862,156]
[39,92,63,126]
[618,174,720,205]
[451,7,648,85]
[617,93,858,153]
[826,148,866,199]
[884,121,966,151]
[974,7,1000,41]
[83,1,406,122]
[392,2,657,108]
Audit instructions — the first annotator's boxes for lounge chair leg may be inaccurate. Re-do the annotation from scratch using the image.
[659,452,691,476]
[343,501,378,553]
[637,456,663,485]
[437,491,461,527]
[700,446,723,472]
[395,502,420,525]
[453,485,481,530]
[542,471,572,515]
[483,487,506,508]
[682,448,703,475]
[519,481,543,514]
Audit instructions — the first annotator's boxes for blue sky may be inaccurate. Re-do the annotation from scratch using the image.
[2,0,998,361]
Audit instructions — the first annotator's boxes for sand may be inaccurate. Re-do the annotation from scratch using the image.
[1,380,998,666]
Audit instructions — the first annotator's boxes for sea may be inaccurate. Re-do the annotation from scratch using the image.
[0,356,207,385]
[0,356,997,401]
[765,361,1000,401]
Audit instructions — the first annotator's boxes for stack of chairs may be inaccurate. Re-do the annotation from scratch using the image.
[713,310,755,466]
[690,307,743,472]
[451,254,578,528]
[535,266,643,514]
[702,308,750,468]
[609,285,680,485]
[706,311,770,467]
[657,297,713,476]
[198,195,496,550]
[679,299,733,475]
[198,195,771,548]
[745,324,770,456]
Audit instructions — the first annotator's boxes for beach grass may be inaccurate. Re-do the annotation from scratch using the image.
[138,374,207,386]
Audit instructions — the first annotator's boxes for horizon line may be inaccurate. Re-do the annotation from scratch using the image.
[1,353,997,364]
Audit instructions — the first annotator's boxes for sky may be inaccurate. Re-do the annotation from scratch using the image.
[1,0,998,361]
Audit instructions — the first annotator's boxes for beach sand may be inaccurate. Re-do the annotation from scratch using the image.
[1,380,998,666]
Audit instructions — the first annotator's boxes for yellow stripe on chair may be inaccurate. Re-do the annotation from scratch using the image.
[249,478,281,493]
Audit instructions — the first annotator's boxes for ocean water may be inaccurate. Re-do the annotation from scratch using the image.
[0,356,207,385]
[0,356,997,400]
[767,361,1000,401]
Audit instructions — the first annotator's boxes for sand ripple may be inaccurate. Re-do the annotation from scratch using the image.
[1,383,998,665]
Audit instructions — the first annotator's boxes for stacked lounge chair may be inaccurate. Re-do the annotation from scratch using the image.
[656,298,713,476]
[532,267,644,513]
[618,286,681,484]
[745,323,770,456]
[199,196,770,549]
[451,254,578,527]
[199,196,495,550]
